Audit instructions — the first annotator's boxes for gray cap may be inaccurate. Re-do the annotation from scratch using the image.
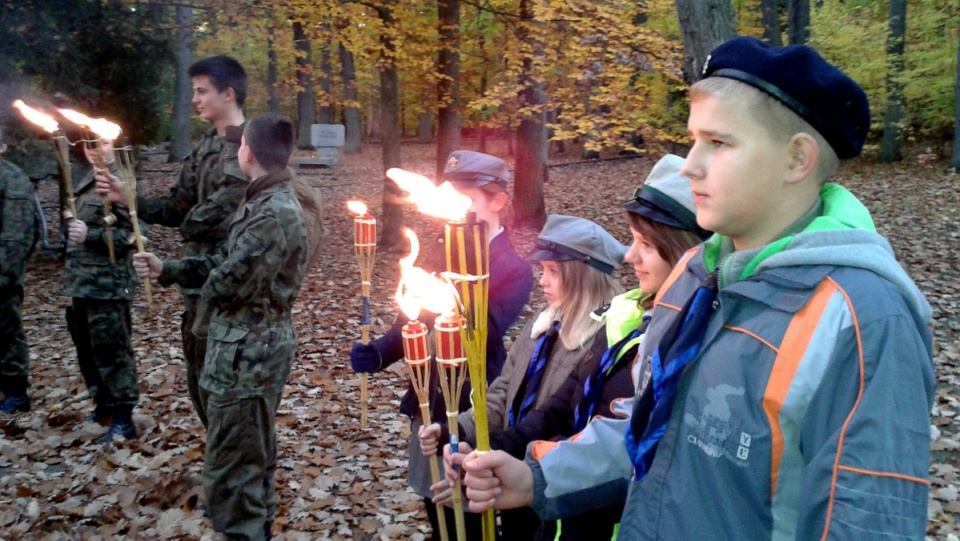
[527,215,627,275]
[623,154,710,240]
[442,150,511,189]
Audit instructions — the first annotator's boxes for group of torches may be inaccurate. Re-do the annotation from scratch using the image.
[13,100,152,307]
[17,97,492,541]
[348,169,496,541]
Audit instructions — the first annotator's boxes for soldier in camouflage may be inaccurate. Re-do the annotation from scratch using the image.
[0,126,37,414]
[99,55,248,428]
[65,142,143,441]
[135,113,307,540]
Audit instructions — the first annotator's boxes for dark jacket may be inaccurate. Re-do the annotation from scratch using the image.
[372,229,533,423]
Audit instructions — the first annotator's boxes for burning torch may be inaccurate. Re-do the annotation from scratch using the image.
[347,200,376,428]
[386,168,493,541]
[58,108,121,264]
[396,228,453,541]
[12,100,76,224]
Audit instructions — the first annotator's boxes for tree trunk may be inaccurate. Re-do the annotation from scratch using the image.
[267,26,280,114]
[168,5,193,162]
[674,0,736,83]
[376,1,405,250]
[761,0,782,46]
[293,21,315,150]
[477,25,488,154]
[418,107,433,144]
[340,43,362,154]
[513,0,547,231]
[952,14,960,170]
[318,35,333,124]
[787,0,810,45]
[880,0,906,163]
[436,0,462,177]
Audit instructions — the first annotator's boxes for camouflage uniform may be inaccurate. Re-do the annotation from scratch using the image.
[0,158,36,399]
[63,165,142,417]
[137,127,245,426]
[159,168,306,540]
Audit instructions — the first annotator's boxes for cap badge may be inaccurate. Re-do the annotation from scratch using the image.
[446,155,459,169]
[702,54,711,75]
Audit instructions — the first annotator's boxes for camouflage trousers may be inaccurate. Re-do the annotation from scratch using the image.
[201,385,282,540]
[182,294,208,428]
[0,285,29,393]
[66,298,139,409]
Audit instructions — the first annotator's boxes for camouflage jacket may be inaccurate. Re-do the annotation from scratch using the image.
[0,158,36,288]
[137,126,246,295]
[62,166,140,300]
[159,168,307,397]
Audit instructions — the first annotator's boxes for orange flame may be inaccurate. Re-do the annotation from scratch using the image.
[395,228,455,320]
[386,168,472,221]
[58,109,122,141]
[346,200,369,216]
[13,100,59,133]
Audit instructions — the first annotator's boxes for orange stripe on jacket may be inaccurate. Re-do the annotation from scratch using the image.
[532,431,585,461]
[820,277,866,541]
[762,279,838,500]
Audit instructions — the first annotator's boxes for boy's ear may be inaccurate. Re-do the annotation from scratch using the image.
[222,86,237,104]
[786,133,820,184]
[490,190,509,212]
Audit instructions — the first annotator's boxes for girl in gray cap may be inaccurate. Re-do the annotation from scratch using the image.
[420,213,627,539]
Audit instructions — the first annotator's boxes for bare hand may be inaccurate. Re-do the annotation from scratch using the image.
[428,478,454,507]
[419,423,443,457]
[67,220,87,244]
[461,449,534,513]
[133,252,163,279]
[443,441,475,487]
[95,170,126,204]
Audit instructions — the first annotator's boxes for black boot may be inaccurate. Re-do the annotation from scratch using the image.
[1,377,30,414]
[85,404,112,426]
[100,406,137,442]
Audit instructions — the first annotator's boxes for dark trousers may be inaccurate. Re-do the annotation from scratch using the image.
[66,298,138,410]
[0,285,29,395]
[202,387,281,541]
[182,295,208,427]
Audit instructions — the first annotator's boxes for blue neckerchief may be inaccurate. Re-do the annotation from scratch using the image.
[509,321,561,426]
[625,271,718,479]
[573,315,649,433]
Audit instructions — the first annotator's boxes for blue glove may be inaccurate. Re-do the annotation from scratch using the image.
[350,342,381,373]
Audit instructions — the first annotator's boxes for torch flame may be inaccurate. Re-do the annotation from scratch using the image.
[58,109,122,141]
[346,200,369,216]
[13,100,59,133]
[395,228,455,320]
[386,168,472,221]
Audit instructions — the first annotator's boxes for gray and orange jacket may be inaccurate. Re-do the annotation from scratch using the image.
[525,184,935,540]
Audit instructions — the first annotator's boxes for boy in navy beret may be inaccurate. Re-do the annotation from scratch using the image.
[456,37,935,540]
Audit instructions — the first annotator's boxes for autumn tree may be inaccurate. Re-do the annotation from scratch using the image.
[169,5,195,161]
[436,0,462,177]
[675,0,736,82]
[881,0,906,163]
[788,0,810,45]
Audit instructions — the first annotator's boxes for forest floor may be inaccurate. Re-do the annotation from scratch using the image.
[1,140,958,540]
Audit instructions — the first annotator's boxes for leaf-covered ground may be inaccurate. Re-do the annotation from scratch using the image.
[1,142,958,540]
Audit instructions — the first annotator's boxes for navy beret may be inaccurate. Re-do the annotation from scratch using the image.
[701,36,870,159]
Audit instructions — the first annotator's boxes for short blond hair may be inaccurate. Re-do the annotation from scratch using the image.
[690,77,840,183]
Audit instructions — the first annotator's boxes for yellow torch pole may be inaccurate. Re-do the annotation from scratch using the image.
[86,136,116,264]
[353,212,377,427]
[445,213,494,541]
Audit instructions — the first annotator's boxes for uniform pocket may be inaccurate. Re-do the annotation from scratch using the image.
[202,320,250,391]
